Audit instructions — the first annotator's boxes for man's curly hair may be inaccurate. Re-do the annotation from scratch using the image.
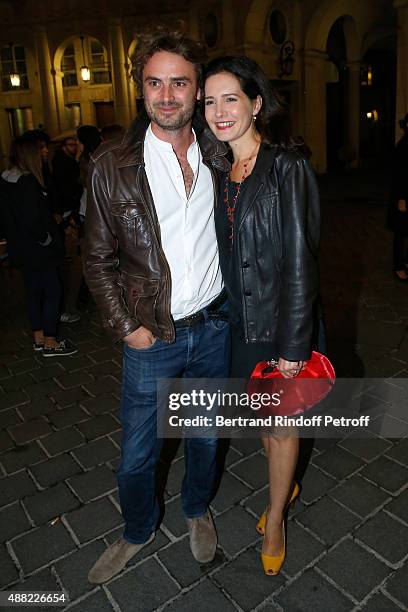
[131,27,207,93]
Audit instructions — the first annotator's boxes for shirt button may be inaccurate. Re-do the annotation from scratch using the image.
[242,262,250,268]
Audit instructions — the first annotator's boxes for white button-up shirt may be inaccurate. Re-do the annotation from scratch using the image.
[144,124,223,320]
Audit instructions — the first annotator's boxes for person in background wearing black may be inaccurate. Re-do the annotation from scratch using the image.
[388,113,408,281]
[100,124,125,143]
[76,125,102,221]
[0,135,78,357]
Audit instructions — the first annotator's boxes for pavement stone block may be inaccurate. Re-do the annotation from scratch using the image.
[109,430,122,447]
[228,453,268,490]
[11,568,63,611]
[0,408,22,429]
[339,431,392,462]
[385,488,408,523]
[329,474,390,517]
[162,497,188,537]
[50,386,92,408]
[359,591,403,612]
[10,521,76,574]
[243,487,269,518]
[30,454,82,488]
[9,358,41,375]
[0,501,30,543]
[230,438,262,456]
[0,470,37,507]
[0,429,14,451]
[72,437,119,469]
[1,442,47,473]
[88,348,116,363]
[40,428,85,456]
[83,376,121,397]
[0,390,29,410]
[216,506,259,556]
[53,539,106,601]
[75,414,120,441]
[67,465,117,502]
[65,497,123,543]
[356,321,405,348]
[297,496,361,546]
[65,590,114,612]
[213,547,285,610]
[157,537,225,587]
[165,458,185,497]
[317,539,391,601]
[163,577,236,612]
[55,371,94,390]
[360,456,408,493]
[59,355,94,374]
[385,437,408,467]
[23,482,80,525]
[1,373,36,393]
[79,393,119,416]
[211,471,252,513]
[274,520,325,577]
[0,544,19,587]
[8,418,52,444]
[275,568,352,612]
[24,380,62,400]
[18,397,57,420]
[107,557,179,612]
[384,563,408,608]
[30,363,65,383]
[355,511,408,565]
[367,413,408,439]
[48,406,89,430]
[312,444,364,480]
[298,464,337,504]
[86,361,121,378]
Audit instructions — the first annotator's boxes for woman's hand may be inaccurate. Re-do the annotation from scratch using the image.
[277,358,307,378]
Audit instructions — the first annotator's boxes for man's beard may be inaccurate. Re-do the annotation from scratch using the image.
[145,100,196,131]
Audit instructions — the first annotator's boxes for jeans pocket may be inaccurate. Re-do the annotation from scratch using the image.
[208,316,229,331]
[125,338,159,352]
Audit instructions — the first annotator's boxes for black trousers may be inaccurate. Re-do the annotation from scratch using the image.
[22,266,62,337]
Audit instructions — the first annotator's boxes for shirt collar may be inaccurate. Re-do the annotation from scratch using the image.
[145,123,197,153]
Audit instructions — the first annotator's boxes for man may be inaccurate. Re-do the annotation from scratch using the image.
[84,30,230,584]
[52,136,82,221]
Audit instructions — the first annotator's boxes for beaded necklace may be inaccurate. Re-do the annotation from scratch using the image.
[224,143,259,247]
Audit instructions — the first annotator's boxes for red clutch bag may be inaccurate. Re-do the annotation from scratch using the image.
[247,351,336,417]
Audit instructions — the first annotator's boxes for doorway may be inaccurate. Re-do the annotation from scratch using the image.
[94,101,115,128]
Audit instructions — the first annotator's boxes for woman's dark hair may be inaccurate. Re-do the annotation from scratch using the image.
[76,125,102,160]
[204,55,298,149]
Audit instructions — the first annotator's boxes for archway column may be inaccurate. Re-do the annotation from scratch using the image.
[303,49,327,173]
[34,27,60,136]
[53,69,69,132]
[109,19,131,127]
[394,0,408,139]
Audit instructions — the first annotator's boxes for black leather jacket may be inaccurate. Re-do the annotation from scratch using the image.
[220,143,320,361]
[83,116,229,343]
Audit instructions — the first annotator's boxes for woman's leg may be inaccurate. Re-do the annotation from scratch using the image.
[263,429,299,554]
[22,269,44,342]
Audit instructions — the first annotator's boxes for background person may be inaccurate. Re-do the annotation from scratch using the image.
[204,55,320,576]
[0,135,77,357]
[388,113,408,281]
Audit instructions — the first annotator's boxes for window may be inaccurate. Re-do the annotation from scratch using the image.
[7,107,33,138]
[269,10,287,45]
[1,45,29,91]
[61,44,78,87]
[89,39,111,84]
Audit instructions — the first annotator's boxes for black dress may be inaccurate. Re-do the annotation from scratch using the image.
[215,174,278,379]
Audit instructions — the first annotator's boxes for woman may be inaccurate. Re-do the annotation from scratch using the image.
[204,56,320,575]
[0,135,78,357]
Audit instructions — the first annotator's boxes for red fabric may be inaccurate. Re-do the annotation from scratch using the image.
[247,351,336,416]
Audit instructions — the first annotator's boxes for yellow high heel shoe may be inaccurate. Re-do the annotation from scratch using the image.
[256,481,299,535]
[261,520,286,576]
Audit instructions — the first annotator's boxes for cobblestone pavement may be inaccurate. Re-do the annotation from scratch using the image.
[0,171,407,611]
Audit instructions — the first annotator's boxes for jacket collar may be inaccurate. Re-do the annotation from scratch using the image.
[114,111,230,171]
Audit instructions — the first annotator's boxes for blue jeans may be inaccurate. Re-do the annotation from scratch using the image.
[117,308,230,544]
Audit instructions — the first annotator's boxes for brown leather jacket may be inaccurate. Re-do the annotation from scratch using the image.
[83,116,229,343]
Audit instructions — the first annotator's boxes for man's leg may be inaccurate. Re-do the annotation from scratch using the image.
[181,311,230,562]
[88,336,187,583]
